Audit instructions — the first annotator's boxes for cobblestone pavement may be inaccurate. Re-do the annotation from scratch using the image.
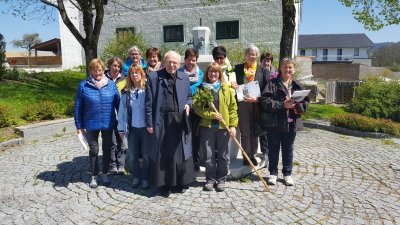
[0,128,400,225]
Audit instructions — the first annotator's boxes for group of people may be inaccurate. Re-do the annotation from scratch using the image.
[73,44,309,197]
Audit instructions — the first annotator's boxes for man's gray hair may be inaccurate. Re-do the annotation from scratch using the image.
[164,50,181,63]
[244,44,260,57]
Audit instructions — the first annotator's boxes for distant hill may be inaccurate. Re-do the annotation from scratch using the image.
[368,42,400,54]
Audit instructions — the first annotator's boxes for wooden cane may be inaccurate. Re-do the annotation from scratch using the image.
[210,103,270,192]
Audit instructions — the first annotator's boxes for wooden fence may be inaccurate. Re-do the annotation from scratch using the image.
[6,56,62,66]
[325,80,361,104]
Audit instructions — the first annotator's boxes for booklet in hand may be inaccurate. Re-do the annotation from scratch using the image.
[236,80,261,102]
[291,90,310,102]
[77,132,89,151]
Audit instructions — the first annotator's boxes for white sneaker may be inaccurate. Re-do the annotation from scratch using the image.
[89,176,98,188]
[284,175,294,186]
[268,175,277,185]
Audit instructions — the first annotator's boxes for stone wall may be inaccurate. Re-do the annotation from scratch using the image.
[312,63,360,81]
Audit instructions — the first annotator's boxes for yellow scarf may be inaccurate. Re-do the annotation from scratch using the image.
[244,63,257,82]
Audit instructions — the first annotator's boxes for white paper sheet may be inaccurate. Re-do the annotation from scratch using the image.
[77,132,88,151]
[236,80,261,102]
[291,90,311,102]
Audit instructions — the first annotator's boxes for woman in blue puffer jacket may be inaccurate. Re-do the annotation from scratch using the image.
[74,58,120,189]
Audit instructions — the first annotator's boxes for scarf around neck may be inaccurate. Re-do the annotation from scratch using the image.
[202,81,221,93]
[90,75,109,89]
[182,65,200,84]
[244,63,257,82]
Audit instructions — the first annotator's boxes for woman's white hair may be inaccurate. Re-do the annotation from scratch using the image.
[244,44,260,57]
[128,46,142,55]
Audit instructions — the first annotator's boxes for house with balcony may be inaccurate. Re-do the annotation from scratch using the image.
[298,33,374,66]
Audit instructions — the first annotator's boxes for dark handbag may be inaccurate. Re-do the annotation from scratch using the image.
[259,111,279,129]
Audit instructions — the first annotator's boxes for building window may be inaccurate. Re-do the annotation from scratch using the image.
[163,25,184,42]
[337,49,342,61]
[312,49,317,57]
[300,49,305,56]
[116,27,135,35]
[323,49,328,61]
[354,48,359,56]
[216,20,239,40]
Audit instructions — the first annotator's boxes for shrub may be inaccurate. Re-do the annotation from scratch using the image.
[2,68,29,81]
[22,101,60,121]
[347,77,400,122]
[64,101,75,117]
[100,31,149,62]
[331,113,400,137]
[0,104,14,128]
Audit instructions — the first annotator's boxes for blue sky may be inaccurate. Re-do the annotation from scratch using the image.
[0,0,399,52]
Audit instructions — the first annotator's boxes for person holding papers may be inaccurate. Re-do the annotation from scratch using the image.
[233,44,268,166]
[260,58,309,186]
[74,58,120,188]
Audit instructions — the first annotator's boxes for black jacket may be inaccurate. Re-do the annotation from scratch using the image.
[260,75,309,132]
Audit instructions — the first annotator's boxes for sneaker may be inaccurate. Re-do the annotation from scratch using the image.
[132,178,140,189]
[141,180,150,189]
[215,180,225,192]
[203,180,215,191]
[268,175,277,185]
[284,176,294,186]
[250,157,258,166]
[161,186,171,198]
[109,167,118,175]
[89,176,98,188]
[118,168,126,175]
[100,174,111,186]
[259,153,267,160]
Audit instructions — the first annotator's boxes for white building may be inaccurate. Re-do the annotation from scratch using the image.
[59,0,302,69]
[297,33,374,66]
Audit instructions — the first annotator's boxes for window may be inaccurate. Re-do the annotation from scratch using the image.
[312,49,317,57]
[216,20,239,40]
[116,27,135,35]
[323,49,328,61]
[299,49,305,56]
[337,49,342,61]
[354,48,359,56]
[163,25,184,42]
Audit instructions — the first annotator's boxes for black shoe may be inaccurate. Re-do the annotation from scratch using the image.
[160,186,171,198]
[194,164,200,172]
[243,159,250,166]
[250,157,258,166]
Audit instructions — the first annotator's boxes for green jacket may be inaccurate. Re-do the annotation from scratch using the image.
[193,85,238,129]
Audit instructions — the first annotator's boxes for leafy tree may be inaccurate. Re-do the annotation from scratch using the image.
[0,33,5,77]
[100,31,149,62]
[371,43,400,68]
[11,32,41,65]
[339,0,400,30]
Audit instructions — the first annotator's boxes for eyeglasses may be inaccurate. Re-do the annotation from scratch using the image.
[111,64,120,67]
[130,52,140,56]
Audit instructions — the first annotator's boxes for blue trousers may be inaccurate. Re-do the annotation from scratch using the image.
[267,123,296,176]
[127,127,150,181]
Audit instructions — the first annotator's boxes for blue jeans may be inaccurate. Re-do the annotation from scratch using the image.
[267,123,296,176]
[128,127,150,181]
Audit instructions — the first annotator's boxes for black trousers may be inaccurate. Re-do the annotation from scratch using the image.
[86,130,115,176]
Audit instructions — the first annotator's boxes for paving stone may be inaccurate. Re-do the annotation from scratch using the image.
[1,129,400,224]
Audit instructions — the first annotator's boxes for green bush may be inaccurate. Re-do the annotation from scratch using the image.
[347,77,400,122]
[64,101,75,117]
[0,33,5,80]
[331,113,400,137]
[22,101,61,121]
[0,104,14,128]
[2,68,29,81]
[100,31,149,62]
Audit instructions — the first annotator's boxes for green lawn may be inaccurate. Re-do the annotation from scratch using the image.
[302,103,347,121]
[0,70,86,124]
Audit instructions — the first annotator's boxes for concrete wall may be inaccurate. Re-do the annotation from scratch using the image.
[312,63,360,81]
[59,1,84,69]
[99,0,283,54]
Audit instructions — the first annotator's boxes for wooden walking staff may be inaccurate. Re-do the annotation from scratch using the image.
[209,102,271,192]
